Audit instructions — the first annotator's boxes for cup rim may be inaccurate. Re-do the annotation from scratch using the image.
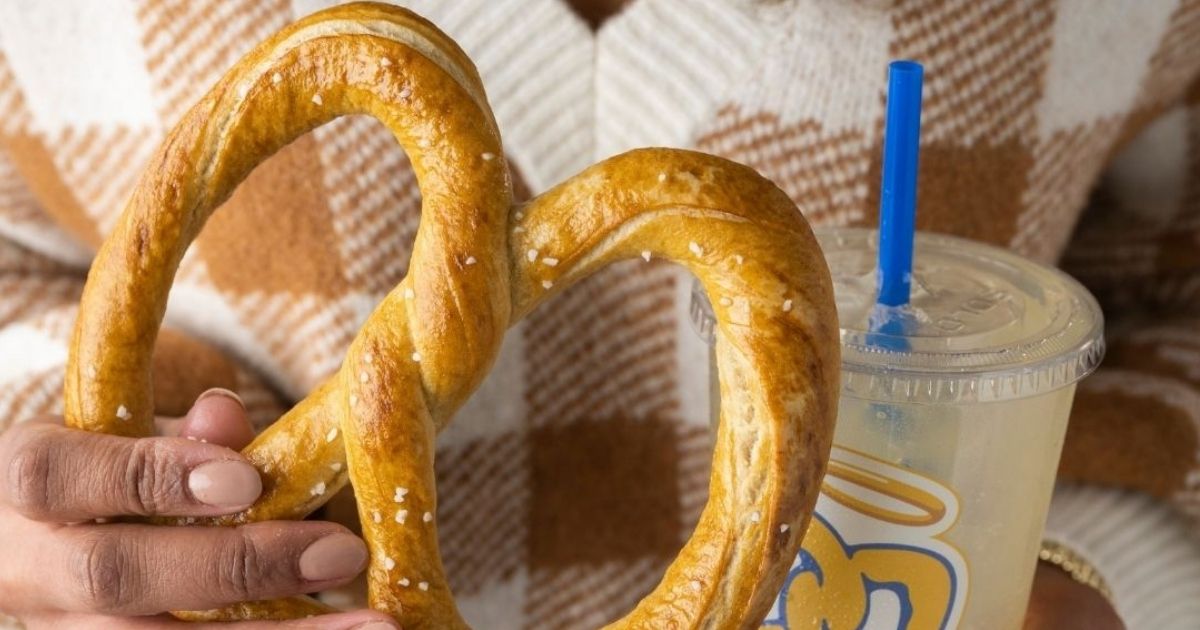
[690,228,1106,404]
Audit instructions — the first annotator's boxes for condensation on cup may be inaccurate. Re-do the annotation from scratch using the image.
[691,227,1105,629]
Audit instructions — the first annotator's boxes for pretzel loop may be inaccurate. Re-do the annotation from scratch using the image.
[500,150,840,628]
[66,3,839,628]
[66,2,509,620]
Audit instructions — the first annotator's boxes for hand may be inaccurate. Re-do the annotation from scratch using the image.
[1024,561,1124,630]
[0,390,397,630]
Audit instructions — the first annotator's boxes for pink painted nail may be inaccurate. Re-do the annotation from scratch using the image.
[299,533,368,582]
[187,460,261,508]
[197,387,244,408]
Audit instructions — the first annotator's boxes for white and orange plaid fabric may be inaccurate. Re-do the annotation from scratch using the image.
[2,1,1200,627]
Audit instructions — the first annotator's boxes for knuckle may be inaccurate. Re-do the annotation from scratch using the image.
[124,440,181,516]
[216,532,267,601]
[5,428,56,518]
[70,533,133,613]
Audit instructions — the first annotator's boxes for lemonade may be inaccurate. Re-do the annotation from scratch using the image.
[693,227,1104,629]
[825,389,1076,628]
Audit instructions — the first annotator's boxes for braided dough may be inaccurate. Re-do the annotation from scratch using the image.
[64,2,839,628]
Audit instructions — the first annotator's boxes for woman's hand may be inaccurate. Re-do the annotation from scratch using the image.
[0,390,397,630]
[1025,561,1124,630]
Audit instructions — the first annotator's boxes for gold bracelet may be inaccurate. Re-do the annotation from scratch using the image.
[1038,539,1114,603]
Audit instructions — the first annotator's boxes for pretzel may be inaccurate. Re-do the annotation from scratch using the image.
[63,2,839,627]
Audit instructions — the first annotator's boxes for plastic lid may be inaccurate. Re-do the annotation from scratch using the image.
[690,228,1105,404]
[826,227,1106,403]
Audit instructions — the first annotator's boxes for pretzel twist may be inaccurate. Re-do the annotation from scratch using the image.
[64,3,839,628]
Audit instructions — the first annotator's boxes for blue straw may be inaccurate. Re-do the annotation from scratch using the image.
[877,60,923,308]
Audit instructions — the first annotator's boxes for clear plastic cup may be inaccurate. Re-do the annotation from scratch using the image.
[692,227,1104,629]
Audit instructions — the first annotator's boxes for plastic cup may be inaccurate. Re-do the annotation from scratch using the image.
[691,227,1104,629]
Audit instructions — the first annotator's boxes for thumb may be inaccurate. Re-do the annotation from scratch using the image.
[178,388,256,450]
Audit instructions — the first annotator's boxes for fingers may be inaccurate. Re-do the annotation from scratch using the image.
[180,389,256,450]
[192,611,398,630]
[52,610,398,630]
[156,388,255,449]
[50,521,369,616]
[0,420,261,521]
[201,611,398,630]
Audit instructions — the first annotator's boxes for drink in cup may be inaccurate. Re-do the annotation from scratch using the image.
[690,60,1104,628]
[691,226,1103,628]
[824,227,1100,628]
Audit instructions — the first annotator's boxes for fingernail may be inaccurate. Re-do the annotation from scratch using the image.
[187,460,262,508]
[299,533,368,582]
[197,387,245,408]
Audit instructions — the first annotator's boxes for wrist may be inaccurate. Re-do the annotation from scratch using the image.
[1038,539,1114,603]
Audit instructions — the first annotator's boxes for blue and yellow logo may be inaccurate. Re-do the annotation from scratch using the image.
[761,447,967,629]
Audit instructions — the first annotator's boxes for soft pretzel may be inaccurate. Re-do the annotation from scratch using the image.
[64,3,840,628]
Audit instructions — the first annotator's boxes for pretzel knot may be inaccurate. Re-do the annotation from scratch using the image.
[64,2,839,628]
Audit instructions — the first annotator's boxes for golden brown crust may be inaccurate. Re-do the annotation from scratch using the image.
[64,3,839,628]
[516,150,840,628]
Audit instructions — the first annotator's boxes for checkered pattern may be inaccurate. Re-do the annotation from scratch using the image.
[1,1,1200,627]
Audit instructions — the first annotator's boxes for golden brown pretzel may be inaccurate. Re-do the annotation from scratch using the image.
[64,3,839,628]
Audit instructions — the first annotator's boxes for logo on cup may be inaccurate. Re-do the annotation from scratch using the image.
[761,447,968,629]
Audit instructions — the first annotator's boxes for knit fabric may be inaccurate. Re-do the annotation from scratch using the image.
[1046,485,1200,628]
[1,0,1199,627]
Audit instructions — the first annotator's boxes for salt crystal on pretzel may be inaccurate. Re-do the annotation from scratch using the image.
[63,3,838,627]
